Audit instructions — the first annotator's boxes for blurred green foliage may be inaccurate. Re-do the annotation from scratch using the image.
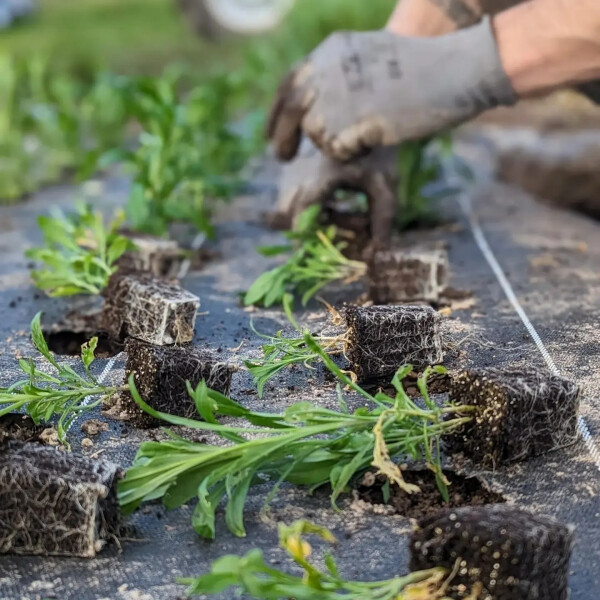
[0,0,397,223]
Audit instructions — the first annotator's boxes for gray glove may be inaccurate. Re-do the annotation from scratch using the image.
[272,139,399,242]
[267,17,516,162]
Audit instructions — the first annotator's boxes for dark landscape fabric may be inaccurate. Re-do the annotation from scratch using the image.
[1,159,600,600]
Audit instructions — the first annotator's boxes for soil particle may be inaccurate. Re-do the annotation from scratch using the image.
[357,469,504,521]
[81,420,110,437]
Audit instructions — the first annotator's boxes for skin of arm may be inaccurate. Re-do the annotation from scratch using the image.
[496,0,600,95]
[388,0,600,97]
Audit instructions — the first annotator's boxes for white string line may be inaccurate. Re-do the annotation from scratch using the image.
[66,354,120,433]
[458,194,600,472]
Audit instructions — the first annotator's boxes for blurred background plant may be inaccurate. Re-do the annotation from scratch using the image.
[0,0,396,232]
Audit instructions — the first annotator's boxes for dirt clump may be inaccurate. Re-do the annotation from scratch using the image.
[81,419,110,437]
[0,414,47,445]
[358,469,504,521]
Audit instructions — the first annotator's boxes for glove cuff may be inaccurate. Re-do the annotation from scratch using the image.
[460,15,518,109]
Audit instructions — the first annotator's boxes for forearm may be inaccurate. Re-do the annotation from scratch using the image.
[496,0,600,96]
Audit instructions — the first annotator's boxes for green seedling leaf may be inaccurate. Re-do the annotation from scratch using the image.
[180,518,450,599]
[0,313,125,445]
[27,204,129,297]
[120,335,474,540]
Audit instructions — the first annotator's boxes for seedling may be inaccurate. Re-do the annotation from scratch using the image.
[244,206,367,308]
[26,203,130,297]
[245,320,348,397]
[246,305,443,393]
[180,520,450,599]
[0,56,128,203]
[119,334,473,539]
[0,313,127,443]
[110,73,260,238]
[395,136,462,231]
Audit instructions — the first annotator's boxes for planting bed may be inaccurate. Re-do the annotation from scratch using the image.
[1,132,600,600]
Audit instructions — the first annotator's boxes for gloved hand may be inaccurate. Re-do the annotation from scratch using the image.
[267,17,516,162]
[271,139,399,243]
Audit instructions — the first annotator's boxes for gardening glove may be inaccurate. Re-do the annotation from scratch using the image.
[272,138,398,243]
[267,17,516,162]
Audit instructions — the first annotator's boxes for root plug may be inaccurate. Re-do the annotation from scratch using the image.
[121,338,236,428]
[101,272,200,345]
[0,442,122,558]
[345,305,443,381]
[368,248,448,304]
[118,233,184,279]
[410,504,574,600]
[446,367,580,467]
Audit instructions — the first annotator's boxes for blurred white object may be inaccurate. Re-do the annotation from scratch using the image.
[177,0,295,38]
[0,0,36,30]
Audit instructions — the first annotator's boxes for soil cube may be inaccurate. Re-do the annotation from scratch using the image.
[410,504,574,600]
[102,272,200,345]
[118,233,184,279]
[122,338,236,428]
[368,248,449,304]
[0,442,122,558]
[446,367,580,467]
[345,305,443,381]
